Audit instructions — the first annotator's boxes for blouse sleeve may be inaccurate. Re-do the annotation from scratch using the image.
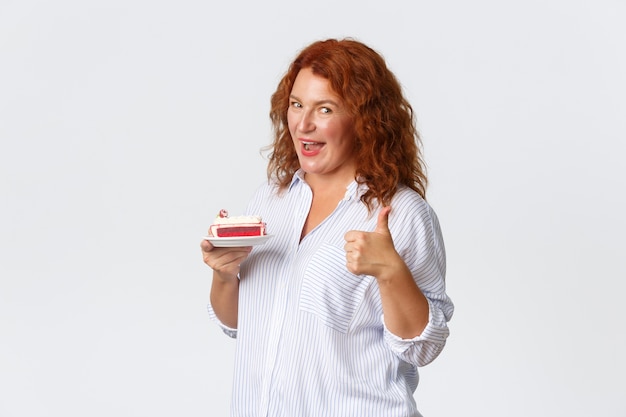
[383,192,454,366]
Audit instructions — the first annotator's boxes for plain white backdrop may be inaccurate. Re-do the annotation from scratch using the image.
[1,1,624,416]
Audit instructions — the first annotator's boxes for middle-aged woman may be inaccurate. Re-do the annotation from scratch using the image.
[202,38,454,417]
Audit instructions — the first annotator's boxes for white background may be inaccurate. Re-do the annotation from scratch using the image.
[1,1,625,416]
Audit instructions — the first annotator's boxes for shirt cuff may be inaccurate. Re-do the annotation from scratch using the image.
[383,320,425,353]
[382,298,450,359]
[207,303,238,338]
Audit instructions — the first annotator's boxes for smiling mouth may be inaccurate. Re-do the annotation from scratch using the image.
[302,141,322,151]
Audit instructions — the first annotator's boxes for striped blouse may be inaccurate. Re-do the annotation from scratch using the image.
[208,170,454,417]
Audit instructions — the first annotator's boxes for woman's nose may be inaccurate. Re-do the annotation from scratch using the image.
[297,110,315,132]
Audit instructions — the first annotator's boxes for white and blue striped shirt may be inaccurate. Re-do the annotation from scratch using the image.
[208,170,454,417]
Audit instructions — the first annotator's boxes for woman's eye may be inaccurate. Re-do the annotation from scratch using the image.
[320,107,332,114]
[290,101,302,108]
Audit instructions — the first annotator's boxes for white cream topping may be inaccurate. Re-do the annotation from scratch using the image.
[213,215,262,225]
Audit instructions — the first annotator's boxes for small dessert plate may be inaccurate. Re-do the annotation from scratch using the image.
[202,235,273,247]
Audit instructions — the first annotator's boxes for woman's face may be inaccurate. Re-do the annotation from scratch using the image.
[287,68,356,183]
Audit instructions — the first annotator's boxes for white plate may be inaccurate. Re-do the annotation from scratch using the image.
[202,235,273,247]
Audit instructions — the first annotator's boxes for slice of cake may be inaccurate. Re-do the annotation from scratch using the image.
[209,209,266,238]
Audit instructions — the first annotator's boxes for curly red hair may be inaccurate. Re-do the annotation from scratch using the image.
[267,38,427,210]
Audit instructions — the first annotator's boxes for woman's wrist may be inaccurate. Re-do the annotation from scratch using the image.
[374,253,409,285]
[213,270,240,285]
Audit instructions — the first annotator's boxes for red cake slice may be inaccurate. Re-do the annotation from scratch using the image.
[209,209,266,238]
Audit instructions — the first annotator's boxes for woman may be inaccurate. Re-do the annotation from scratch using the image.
[201,38,454,417]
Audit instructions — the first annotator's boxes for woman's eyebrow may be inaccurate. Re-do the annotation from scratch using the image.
[289,94,340,107]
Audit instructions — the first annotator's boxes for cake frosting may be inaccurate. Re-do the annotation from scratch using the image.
[209,209,266,238]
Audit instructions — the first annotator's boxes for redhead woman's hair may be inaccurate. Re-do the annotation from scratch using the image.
[268,38,427,210]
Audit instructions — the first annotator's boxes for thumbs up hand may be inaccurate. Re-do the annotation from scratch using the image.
[344,206,402,277]
[373,205,392,236]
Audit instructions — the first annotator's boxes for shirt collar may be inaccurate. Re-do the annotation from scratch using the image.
[288,169,306,191]
[288,169,368,202]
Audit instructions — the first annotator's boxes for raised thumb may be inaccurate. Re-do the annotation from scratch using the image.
[375,206,392,235]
